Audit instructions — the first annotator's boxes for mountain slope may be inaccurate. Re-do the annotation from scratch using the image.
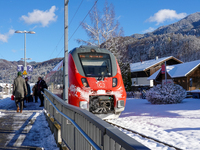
[0,57,63,83]
[132,12,200,38]
[127,12,200,63]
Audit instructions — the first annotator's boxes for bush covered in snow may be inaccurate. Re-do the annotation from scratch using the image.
[126,91,134,98]
[146,83,187,104]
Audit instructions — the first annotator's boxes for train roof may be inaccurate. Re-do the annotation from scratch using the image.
[69,45,112,55]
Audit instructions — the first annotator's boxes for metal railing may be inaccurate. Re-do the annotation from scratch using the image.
[43,89,150,150]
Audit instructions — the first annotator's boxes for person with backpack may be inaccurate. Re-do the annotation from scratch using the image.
[37,77,47,107]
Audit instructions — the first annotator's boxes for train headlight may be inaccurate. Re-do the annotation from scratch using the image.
[117,100,124,108]
[81,78,89,87]
[112,78,117,87]
[80,101,88,109]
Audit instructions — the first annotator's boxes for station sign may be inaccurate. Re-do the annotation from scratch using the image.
[17,65,24,72]
[27,65,33,72]
[17,65,33,72]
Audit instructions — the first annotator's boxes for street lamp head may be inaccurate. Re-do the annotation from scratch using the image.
[28,31,36,34]
[15,30,23,33]
[15,30,36,34]
[21,58,32,60]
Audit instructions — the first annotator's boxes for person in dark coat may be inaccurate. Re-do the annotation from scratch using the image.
[12,72,27,113]
[25,77,31,102]
[32,83,38,103]
[37,77,47,107]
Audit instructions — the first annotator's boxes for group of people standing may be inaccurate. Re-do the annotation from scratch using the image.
[12,71,47,113]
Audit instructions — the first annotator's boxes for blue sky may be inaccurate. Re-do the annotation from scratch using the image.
[0,0,199,62]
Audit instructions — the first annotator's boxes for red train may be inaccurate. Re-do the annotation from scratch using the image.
[45,46,126,119]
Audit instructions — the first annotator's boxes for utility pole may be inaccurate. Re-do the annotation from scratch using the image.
[64,0,69,102]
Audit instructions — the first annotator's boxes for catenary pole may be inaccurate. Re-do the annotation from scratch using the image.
[165,61,167,84]
[64,0,69,102]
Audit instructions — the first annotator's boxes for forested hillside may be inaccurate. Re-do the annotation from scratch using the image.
[127,33,200,63]
[0,58,63,83]
[120,12,200,63]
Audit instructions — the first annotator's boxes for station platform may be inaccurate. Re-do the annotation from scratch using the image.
[0,98,59,150]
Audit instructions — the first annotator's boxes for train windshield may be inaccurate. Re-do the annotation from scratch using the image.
[79,53,112,77]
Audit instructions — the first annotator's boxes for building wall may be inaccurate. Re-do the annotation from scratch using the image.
[173,77,188,90]
[186,66,200,90]
[150,65,161,76]
[131,77,150,86]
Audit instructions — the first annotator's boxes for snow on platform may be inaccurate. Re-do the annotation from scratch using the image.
[0,96,59,150]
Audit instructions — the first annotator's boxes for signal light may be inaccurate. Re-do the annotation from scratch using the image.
[117,100,124,108]
[80,101,88,109]
[112,78,117,87]
[81,78,89,87]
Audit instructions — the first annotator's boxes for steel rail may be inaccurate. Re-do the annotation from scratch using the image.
[106,120,183,150]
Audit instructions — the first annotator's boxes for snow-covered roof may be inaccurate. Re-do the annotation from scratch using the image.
[148,59,200,80]
[148,68,161,80]
[130,56,182,72]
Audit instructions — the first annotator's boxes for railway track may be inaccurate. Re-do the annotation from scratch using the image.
[105,120,182,150]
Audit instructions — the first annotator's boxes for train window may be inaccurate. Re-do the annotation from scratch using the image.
[79,53,112,77]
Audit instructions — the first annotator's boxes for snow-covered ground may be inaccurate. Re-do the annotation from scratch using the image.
[108,98,200,150]
[1,87,200,150]
[0,94,59,150]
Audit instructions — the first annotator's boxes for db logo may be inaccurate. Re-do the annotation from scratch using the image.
[97,82,105,88]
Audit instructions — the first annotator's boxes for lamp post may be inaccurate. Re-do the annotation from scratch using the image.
[21,58,32,61]
[15,30,35,72]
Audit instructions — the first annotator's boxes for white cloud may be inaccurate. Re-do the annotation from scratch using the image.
[146,9,187,25]
[142,27,155,33]
[20,6,57,27]
[0,29,15,43]
[12,49,17,53]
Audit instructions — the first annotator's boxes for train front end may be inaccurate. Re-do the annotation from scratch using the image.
[68,46,126,119]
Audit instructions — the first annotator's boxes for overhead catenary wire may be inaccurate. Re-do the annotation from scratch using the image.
[69,0,84,27]
[56,47,64,58]
[54,0,98,59]
[49,0,85,59]
[0,52,5,59]
[49,34,64,59]
[68,0,98,42]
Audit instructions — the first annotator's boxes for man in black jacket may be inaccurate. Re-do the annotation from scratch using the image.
[37,77,47,107]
